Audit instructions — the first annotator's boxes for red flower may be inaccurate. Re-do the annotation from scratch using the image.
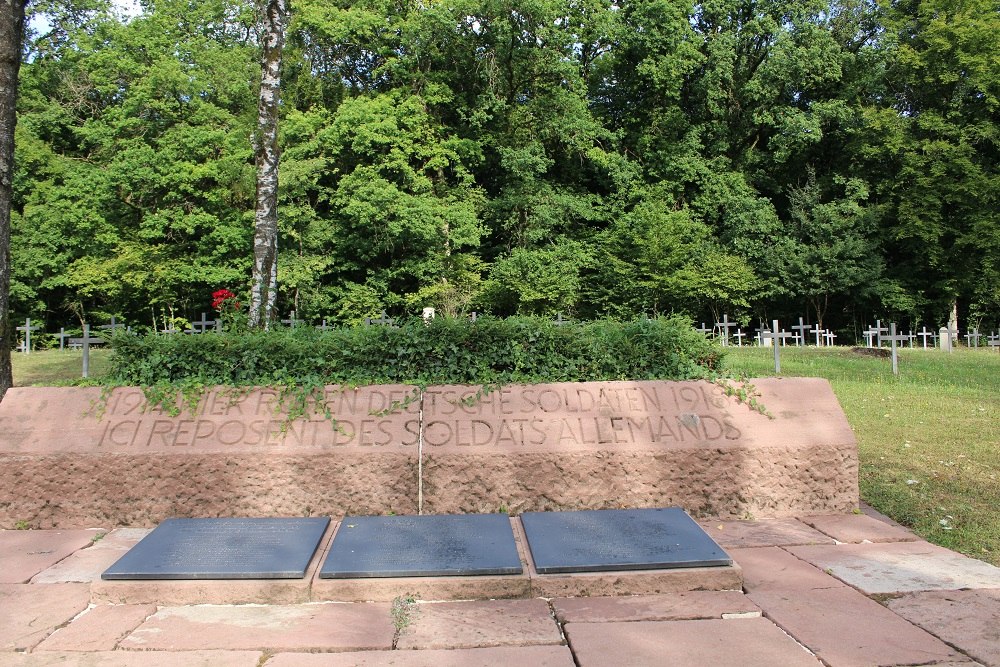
[212,289,240,311]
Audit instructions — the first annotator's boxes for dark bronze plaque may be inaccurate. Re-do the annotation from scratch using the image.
[521,507,731,574]
[320,513,522,578]
[101,517,330,580]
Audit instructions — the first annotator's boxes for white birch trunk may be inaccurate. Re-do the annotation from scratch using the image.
[249,0,288,329]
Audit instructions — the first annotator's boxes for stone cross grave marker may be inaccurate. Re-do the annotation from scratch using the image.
[791,317,810,347]
[54,328,70,351]
[281,311,301,328]
[760,320,793,373]
[715,314,738,347]
[365,312,395,327]
[733,330,746,347]
[696,323,712,337]
[863,327,877,348]
[809,324,824,347]
[917,327,933,350]
[940,324,957,352]
[872,320,889,347]
[16,318,40,354]
[554,313,571,327]
[102,517,330,579]
[883,323,909,376]
[315,319,329,331]
[986,331,1000,350]
[965,329,982,348]
[520,508,731,574]
[824,330,837,347]
[320,513,522,578]
[188,313,216,334]
[68,324,105,378]
[98,316,123,335]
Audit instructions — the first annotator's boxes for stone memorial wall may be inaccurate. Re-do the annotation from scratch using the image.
[0,378,858,527]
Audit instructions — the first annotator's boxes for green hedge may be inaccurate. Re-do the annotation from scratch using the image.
[107,316,723,387]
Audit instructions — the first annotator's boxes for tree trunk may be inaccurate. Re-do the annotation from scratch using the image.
[0,1,26,399]
[249,0,288,329]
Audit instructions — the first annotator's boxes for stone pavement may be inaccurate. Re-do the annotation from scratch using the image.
[1,509,998,666]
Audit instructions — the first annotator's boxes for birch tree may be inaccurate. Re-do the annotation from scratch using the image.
[249,0,288,328]
[0,0,26,398]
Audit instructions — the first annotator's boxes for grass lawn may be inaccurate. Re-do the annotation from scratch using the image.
[11,348,112,386]
[723,345,1000,566]
[10,345,1000,566]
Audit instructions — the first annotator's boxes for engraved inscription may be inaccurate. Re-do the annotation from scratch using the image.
[94,382,747,450]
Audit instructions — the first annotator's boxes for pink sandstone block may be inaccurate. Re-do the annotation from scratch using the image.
[92,576,315,606]
[0,530,104,583]
[736,548,965,666]
[421,378,859,518]
[0,386,420,527]
[118,602,395,652]
[266,646,577,666]
[887,589,1000,667]
[697,518,835,548]
[529,564,744,598]
[552,591,760,623]
[0,651,263,666]
[786,541,1000,594]
[0,583,91,652]
[31,529,149,584]
[800,513,918,543]
[34,604,156,652]
[311,572,532,603]
[394,599,561,650]
[564,618,823,667]
[0,379,858,526]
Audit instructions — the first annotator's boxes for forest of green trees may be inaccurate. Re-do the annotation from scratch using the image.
[11,0,1000,337]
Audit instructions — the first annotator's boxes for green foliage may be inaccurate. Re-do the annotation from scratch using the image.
[11,0,1000,336]
[106,316,723,387]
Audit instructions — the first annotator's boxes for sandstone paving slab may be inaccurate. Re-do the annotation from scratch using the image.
[34,604,156,652]
[564,617,822,666]
[733,546,971,666]
[395,599,561,650]
[0,651,262,666]
[31,530,149,584]
[887,589,1000,667]
[747,585,964,666]
[730,547,847,593]
[266,645,576,666]
[552,591,760,623]
[0,584,91,652]
[786,541,1000,594]
[118,602,394,652]
[800,514,918,543]
[697,518,835,548]
[0,530,104,583]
